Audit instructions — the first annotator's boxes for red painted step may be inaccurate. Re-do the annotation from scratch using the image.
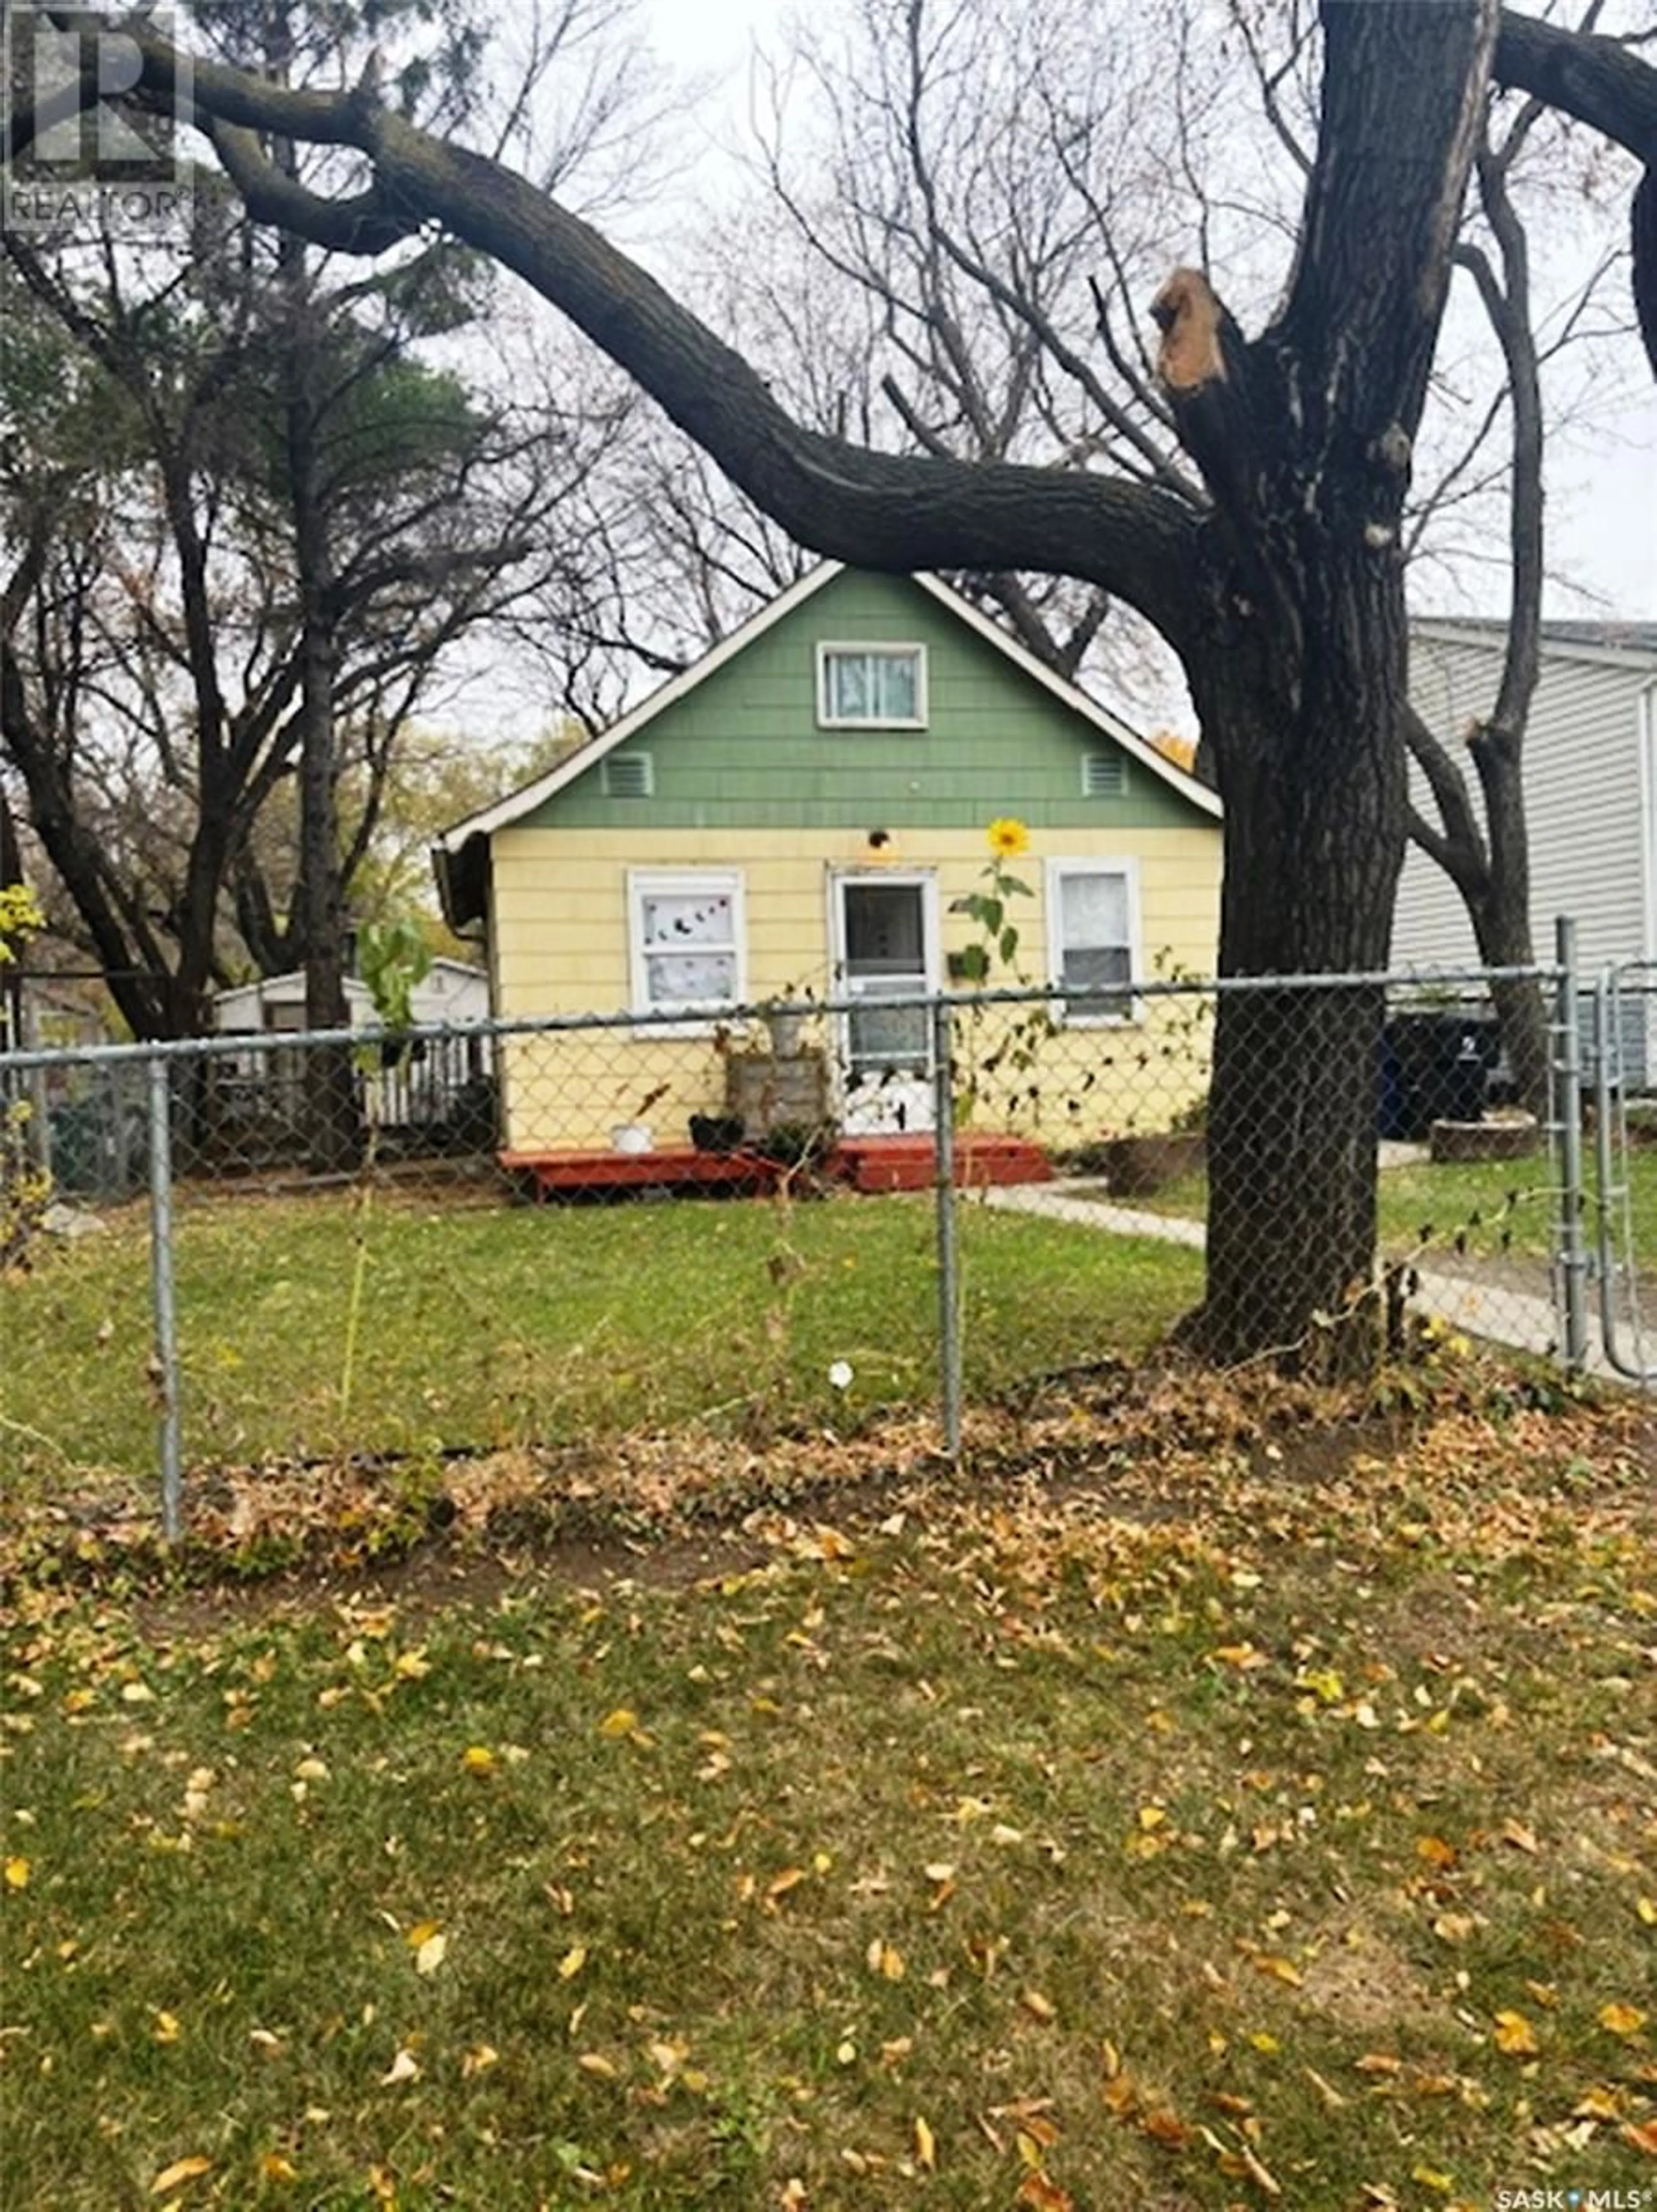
[828,1134,1053,1193]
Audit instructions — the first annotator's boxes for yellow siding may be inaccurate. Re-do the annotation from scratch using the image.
[491,826,1220,1151]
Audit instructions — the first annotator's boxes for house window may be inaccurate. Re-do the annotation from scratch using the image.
[1046,857,1141,1023]
[816,643,927,729]
[627,870,745,1022]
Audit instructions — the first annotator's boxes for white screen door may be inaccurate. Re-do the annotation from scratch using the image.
[833,874,936,1133]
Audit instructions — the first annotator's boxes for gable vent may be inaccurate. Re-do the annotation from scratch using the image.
[1082,752,1127,798]
[602,752,654,799]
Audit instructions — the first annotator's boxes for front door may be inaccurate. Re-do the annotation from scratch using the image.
[832,873,937,1133]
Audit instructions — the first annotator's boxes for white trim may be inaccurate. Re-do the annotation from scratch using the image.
[1044,854,1144,1025]
[1411,617,1657,673]
[625,867,747,1033]
[815,640,929,729]
[434,562,1221,851]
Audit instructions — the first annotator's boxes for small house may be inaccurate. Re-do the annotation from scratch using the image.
[432,564,1222,1163]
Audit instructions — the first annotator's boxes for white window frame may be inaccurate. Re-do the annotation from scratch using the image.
[1044,855,1143,1026]
[626,869,746,1032]
[815,642,929,730]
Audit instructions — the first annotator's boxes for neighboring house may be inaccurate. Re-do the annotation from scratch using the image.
[432,563,1222,1155]
[211,958,491,1134]
[1394,618,1657,1084]
[211,958,490,1035]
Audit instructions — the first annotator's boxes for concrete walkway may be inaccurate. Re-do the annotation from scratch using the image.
[981,1178,1635,1381]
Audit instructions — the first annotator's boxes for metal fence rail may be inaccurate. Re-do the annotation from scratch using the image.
[3,952,1641,1535]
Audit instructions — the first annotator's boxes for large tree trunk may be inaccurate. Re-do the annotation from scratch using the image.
[1183,542,1410,1366]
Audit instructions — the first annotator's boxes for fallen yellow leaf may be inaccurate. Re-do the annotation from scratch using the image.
[598,1708,638,1739]
[1598,2001,1648,2038]
[558,1944,588,1980]
[1493,2009,1540,2056]
[1253,1953,1304,1988]
[379,2048,420,2086]
[150,2156,211,2193]
[460,1746,496,1774]
[414,1932,447,1977]
[3,1856,30,1890]
[258,2153,297,2182]
[914,2114,936,2171]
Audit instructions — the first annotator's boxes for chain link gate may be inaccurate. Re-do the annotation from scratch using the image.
[1588,960,1656,1384]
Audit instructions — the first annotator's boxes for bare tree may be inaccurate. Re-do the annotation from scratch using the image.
[8,0,1654,1364]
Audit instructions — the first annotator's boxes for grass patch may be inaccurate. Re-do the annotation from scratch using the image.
[2,1380,1653,2208]
[1083,1149,1657,1268]
[0,1188,1199,1486]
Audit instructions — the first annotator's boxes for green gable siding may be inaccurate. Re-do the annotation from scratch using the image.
[520,570,1200,834]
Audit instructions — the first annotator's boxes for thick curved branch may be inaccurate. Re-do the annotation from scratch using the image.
[202,118,416,257]
[1493,9,1657,160]
[1495,6,1657,373]
[58,9,1201,655]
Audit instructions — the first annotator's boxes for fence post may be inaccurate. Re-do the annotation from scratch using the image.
[1552,917,1589,1374]
[147,1052,183,1541]
[930,997,962,1458]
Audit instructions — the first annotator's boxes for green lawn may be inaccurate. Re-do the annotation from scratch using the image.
[0,1188,1200,1488]
[2,1380,1652,2209]
[1099,1146,1657,1268]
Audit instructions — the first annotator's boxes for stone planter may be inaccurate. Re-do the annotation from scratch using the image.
[1428,1114,1540,1165]
[1095,1130,1206,1196]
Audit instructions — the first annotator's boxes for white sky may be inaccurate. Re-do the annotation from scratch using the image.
[637,0,1654,627]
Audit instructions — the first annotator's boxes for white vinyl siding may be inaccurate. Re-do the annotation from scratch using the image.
[1393,632,1651,977]
[627,870,745,1025]
[816,643,927,729]
[1045,856,1143,1023]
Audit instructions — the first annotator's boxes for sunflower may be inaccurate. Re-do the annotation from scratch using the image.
[986,817,1030,860]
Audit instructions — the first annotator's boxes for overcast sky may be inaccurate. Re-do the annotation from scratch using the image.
[637,0,1654,628]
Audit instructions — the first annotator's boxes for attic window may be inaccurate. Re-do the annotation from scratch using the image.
[1082,753,1127,798]
[602,752,654,798]
[817,644,927,729]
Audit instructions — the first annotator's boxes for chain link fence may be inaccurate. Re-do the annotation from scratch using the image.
[4,950,1647,1535]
